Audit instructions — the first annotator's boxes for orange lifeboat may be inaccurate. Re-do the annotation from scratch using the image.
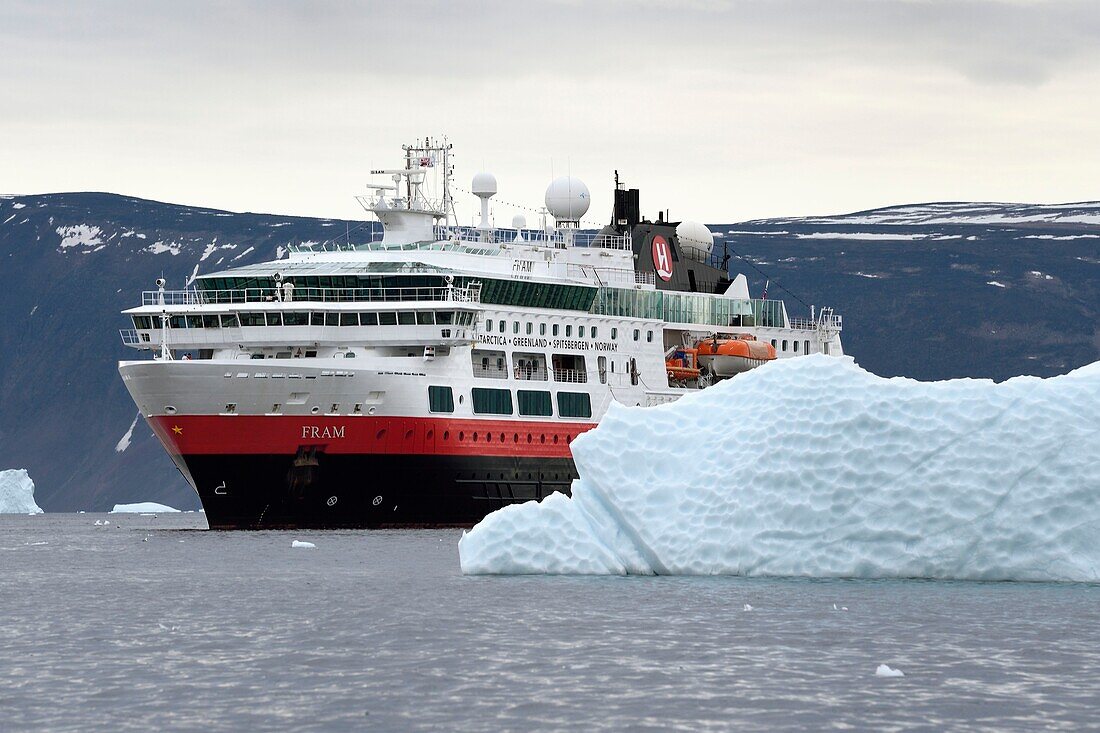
[665,347,702,383]
[695,334,776,377]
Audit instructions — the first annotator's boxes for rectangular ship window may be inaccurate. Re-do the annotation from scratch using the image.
[428,386,454,413]
[471,387,512,415]
[517,390,552,417]
[557,392,592,419]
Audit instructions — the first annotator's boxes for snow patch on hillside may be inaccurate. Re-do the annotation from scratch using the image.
[115,413,140,453]
[460,356,1100,580]
[796,232,930,240]
[144,241,181,256]
[56,224,105,249]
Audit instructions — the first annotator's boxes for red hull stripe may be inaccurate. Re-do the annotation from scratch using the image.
[148,415,596,457]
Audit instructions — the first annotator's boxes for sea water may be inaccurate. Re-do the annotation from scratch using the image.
[2,513,1098,732]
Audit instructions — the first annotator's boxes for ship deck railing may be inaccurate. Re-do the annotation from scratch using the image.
[285,226,632,254]
[552,368,588,384]
[788,314,843,332]
[141,285,482,307]
[472,365,509,380]
[433,226,632,251]
[514,368,549,382]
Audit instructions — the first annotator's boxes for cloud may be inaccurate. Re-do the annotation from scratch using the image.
[1,1,1099,220]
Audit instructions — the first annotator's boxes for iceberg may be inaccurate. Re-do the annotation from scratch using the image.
[110,502,180,514]
[0,469,44,514]
[459,356,1100,581]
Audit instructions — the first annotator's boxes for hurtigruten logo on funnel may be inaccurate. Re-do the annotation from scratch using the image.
[652,235,673,281]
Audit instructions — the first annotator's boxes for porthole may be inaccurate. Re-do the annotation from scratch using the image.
[443,431,450,440]
[310,406,320,414]
[426,429,434,440]
[376,429,386,440]
[405,429,414,440]
[527,434,533,443]
[499,432,505,442]
[513,433,519,443]
[473,432,478,442]
[164,405,177,414]
[486,432,492,442]
[553,434,559,444]
[540,434,546,444]
[367,406,376,415]
[459,431,465,441]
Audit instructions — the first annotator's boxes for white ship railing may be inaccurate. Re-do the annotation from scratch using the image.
[788,314,843,332]
[141,285,482,306]
[514,368,549,382]
[552,368,588,384]
[434,226,631,250]
[472,365,509,380]
[285,226,631,254]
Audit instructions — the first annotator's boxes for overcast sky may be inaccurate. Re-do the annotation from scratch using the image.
[2,0,1098,223]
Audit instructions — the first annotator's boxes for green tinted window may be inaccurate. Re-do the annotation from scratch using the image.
[517,390,552,417]
[428,386,454,413]
[472,388,512,415]
[557,392,592,419]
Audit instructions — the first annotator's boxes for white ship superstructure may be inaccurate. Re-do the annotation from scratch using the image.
[118,140,843,528]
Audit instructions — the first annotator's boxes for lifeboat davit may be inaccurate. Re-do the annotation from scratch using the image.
[695,334,776,377]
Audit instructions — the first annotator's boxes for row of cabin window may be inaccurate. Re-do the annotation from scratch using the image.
[428,386,592,418]
[770,338,812,354]
[485,319,654,343]
[136,311,473,330]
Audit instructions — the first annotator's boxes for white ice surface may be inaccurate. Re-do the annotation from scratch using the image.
[110,502,180,513]
[0,469,44,514]
[459,356,1100,580]
[115,413,139,453]
[876,665,905,678]
[291,540,316,549]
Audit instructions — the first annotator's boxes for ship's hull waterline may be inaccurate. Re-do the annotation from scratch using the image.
[145,413,591,529]
[182,452,580,529]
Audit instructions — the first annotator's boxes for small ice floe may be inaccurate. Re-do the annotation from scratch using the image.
[743,604,753,611]
[111,502,179,514]
[833,603,848,611]
[291,540,316,549]
[875,664,905,678]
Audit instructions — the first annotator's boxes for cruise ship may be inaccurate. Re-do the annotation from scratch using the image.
[118,140,843,528]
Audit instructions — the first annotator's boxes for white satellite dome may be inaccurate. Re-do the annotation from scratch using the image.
[676,220,714,252]
[471,171,497,197]
[511,214,527,229]
[544,176,591,222]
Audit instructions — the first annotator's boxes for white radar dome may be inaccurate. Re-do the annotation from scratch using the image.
[511,214,527,229]
[676,220,714,252]
[471,172,497,197]
[544,176,591,222]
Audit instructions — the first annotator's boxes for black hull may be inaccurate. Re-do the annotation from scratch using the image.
[183,453,578,529]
